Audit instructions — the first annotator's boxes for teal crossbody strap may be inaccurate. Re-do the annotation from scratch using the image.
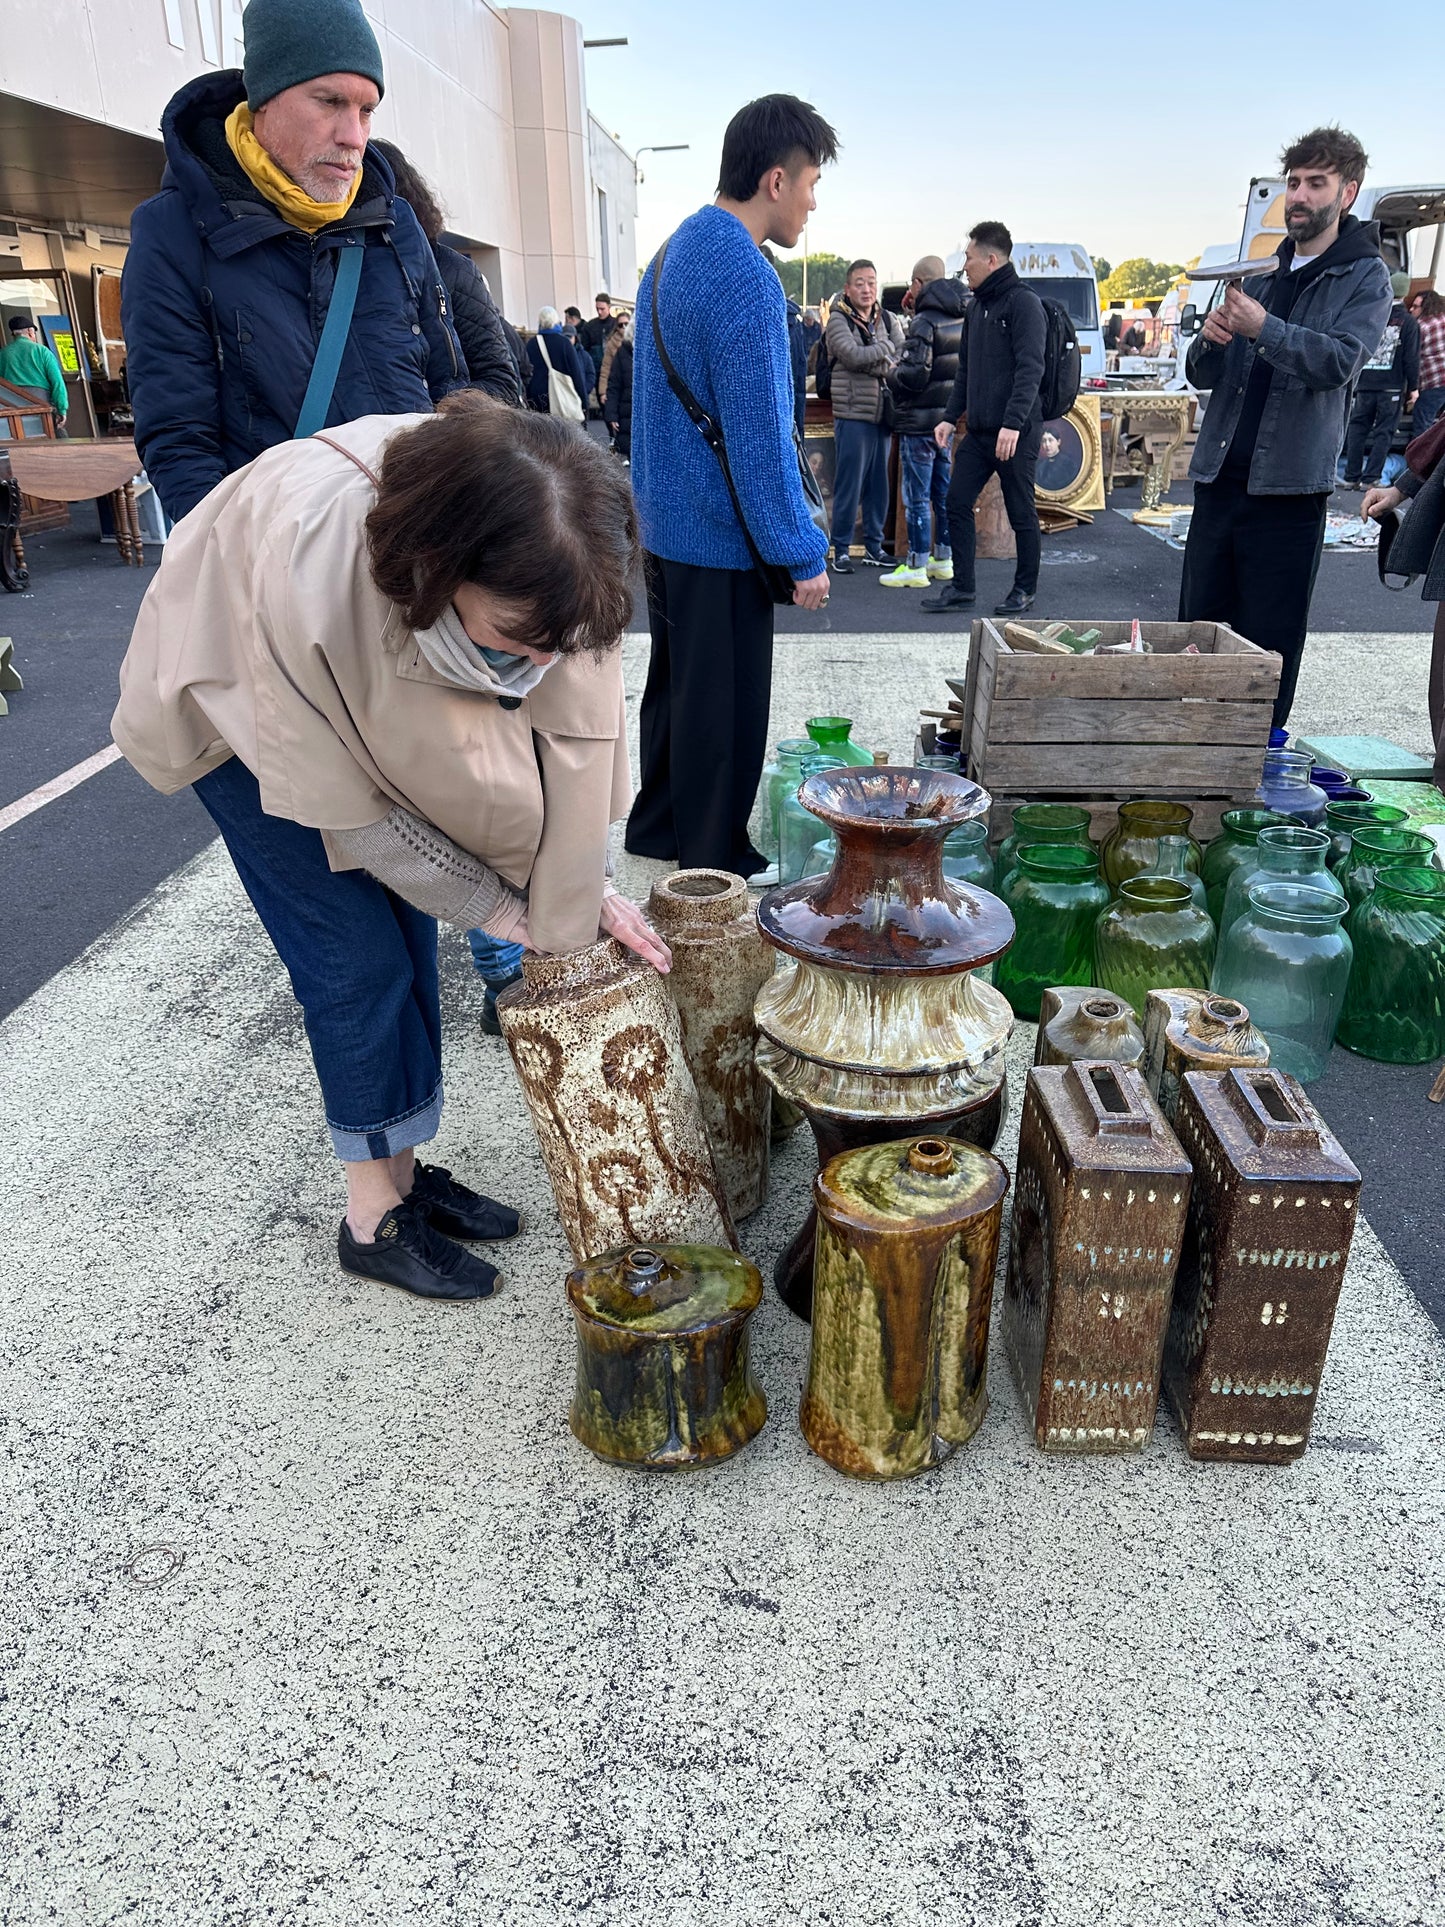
[294,242,364,439]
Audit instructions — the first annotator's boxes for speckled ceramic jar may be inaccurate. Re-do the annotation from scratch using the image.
[648,870,772,1223]
[802,1136,1010,1480]
[498,938,734,1262]
[566,1243,766,1468]
[1141,989,1270,1123]
[1033,987,1146,1070]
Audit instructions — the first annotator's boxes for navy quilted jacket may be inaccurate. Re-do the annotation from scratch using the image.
[122,71,464,523]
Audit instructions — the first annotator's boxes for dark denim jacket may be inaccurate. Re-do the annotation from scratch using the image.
[1188,225,1392,496]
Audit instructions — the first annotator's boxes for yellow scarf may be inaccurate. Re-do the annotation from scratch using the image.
[224,103,361,232]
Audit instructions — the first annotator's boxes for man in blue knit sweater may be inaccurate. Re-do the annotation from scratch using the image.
[626,95,837,874]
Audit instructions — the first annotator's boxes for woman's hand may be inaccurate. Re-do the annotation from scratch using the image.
[1361,484,1404,523]
[600,888,673,973]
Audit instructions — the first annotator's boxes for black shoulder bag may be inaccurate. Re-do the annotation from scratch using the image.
[650,239,828,605]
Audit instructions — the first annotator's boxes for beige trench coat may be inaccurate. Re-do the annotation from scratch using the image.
[112,414,631,955]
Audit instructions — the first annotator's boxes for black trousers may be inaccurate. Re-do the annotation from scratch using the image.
[626,554,775,874]
[945,423,1043,595]
[1178,474,1328,729]
[1342,388,1403,484]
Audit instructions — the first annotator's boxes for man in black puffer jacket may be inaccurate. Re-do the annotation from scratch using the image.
[880,255,967,587]
[922,221,1046,619]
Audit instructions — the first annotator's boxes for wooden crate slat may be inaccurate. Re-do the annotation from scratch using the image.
[990,652,1278,703]
[976,741,1267,794]
[985,697,1273,747]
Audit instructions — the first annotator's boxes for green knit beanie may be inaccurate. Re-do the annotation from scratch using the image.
[242,0,385,110]
[1390,269,1410,299]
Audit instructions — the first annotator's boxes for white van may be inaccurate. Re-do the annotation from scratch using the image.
[945,239,1106,386]
[1235,178,1445,281]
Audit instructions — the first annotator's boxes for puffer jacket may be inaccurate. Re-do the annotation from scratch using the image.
[944,262,1046,433]
[122,71,464,525]
[433,242,522,403]
[889,277,967,436]
[605,338,633,457]
[825,297,904,425]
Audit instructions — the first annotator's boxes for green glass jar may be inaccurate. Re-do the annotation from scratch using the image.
[1138,833,1210,912]
[1211,882,1352,1083]
[1094,876,1216,1017]
[1324,799,1411,874]
[1337,867,1445,1064]
[1200,808,1292,923]
[995,803,1093,894]
[1101,800,1201,893]
[942,819,996,891]
[994,845,1111,1020]
[1217,825,1344,944]
[802,834,837,878]
[806,715,873,767]
[1337,826,1441,915]
[759,737,813,861]
[779,752,835,884]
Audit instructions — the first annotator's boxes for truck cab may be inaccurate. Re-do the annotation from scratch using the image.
[945,240,1107,387]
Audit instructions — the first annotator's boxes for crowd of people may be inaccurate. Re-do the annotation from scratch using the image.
[107,0,1444,1305]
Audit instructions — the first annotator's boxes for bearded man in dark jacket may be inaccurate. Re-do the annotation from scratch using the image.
[122,0,465,526]
[880,255,967,587]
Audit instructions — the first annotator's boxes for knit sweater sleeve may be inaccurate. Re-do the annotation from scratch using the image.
[330,806,529,938]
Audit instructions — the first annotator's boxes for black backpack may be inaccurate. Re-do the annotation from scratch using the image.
[1036,296,1082,420]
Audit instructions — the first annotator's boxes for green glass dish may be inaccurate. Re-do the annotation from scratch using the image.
[1218,825,1343,943]
[1200,808,1293,923]
[995,803,1093,895]
[806,715,874,767]
[1324,799,1411,874]
[1211,882,1352,1083]
[1336,826,1441,914]
[1336,867,1445,1064]
[994,845,1110,1020]
[1094,875,1216,1017]
[1101,800,1201,893]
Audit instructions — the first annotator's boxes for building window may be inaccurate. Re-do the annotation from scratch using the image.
[598,188,611,289]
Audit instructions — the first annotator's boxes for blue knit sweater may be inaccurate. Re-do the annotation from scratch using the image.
[632,206,828,580]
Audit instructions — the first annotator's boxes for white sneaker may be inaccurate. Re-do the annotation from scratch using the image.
[880,562,929,588]
[927,554,954,581]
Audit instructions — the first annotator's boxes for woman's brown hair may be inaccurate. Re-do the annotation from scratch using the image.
[366,395,637,651]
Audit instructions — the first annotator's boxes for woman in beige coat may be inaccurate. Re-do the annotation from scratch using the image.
[113,398,666,1304]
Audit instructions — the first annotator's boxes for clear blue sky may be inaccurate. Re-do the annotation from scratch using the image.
[576,0,1444,283]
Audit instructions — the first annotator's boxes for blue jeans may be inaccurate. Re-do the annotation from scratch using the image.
[899,434,952,566]
[194,757,444,1162]
[1413,387,1445,437]
[831,417,890,555]
[466,929,524,988]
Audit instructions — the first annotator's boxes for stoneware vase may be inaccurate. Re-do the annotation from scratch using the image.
[1141,988,1270,1123]
[802,1135,1010,1480]
[648,869,773,1223]
[753,766,1016,1319]
[498,938,734,1262]
[566,1243,767,1469]
[1033,987,1146,1070]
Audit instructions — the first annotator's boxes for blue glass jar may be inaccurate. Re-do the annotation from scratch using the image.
[1251,747,1329,828]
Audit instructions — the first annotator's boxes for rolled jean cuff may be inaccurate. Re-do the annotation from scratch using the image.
[328,1081,443,1162]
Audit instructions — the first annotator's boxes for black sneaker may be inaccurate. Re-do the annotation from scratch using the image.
[409,1161,522,1241]
[338,1199,501,1302]
[921,584,977,613]
[831,552,855,575]
[994,588,1036,617]
[480,967,524,1037]
[857,549,888,567]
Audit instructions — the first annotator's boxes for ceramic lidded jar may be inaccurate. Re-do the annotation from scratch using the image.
[1141,989,1270,1123]
[648,869,772,1223]
[498,938,735,1262]
[802,1136,1010,1479]
[1034,988,1146,1069]
[566,1244,766,1468]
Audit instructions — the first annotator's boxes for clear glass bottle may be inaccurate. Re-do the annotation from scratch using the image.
[942,819,995,890]
[1336,867,1445,1064]
[806,715,873,767]
[802,835,837,878]
[779,752,835,884]
[995,803,1093,894]
[1211,882,1352,1083]
[758,737,813,861]
[1101,800,1201,893]
[1250,747,1329,828]
[1199,808,1293,923]
[1324,801,1413,874]
[1138,833,1210,912]
[1094,876,1216,1017]
[994,845,1111,1020]
[1217,825,1344,944]
[1336,826,1441,915]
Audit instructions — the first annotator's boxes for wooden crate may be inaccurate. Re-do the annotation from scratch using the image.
[950,619,1279,798]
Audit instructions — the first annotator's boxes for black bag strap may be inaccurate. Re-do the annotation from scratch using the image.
[649,240,783,586]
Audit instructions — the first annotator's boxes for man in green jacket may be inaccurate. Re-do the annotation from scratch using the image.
[0,318,68,425]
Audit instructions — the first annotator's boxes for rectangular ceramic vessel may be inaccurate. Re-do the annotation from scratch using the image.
[1003,1061,1192,1452]
[1163,1069,1362,1463]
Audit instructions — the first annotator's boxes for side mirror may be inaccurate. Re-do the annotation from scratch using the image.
[1180,304,1200,337]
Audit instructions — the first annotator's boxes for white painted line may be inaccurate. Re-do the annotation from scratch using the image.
[0,742,124,835]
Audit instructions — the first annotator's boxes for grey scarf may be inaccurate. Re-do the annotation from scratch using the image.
[412,602,554,699]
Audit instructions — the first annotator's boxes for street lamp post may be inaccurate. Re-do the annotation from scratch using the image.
[634,143,689,185]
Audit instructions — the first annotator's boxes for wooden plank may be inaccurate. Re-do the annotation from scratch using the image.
[976,741,1266,794]
[984,697,1273,747]
[990,651,1280,703]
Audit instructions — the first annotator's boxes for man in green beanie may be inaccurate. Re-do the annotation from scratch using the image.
[1342,267,1422,487]
[122,0,471,525]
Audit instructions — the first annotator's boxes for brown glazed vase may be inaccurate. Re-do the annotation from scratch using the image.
[1033,987,1147,1069]
[802,1135,1010,1479]
[498,938,735,1262]
[647,869,772,1223]
[566,1243,766,1468]
[1141,988,1270,1123]
[754,767,1015,1319]
[1003,1061,1192,1452]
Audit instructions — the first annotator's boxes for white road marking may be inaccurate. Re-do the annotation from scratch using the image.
[0,742,123,835]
